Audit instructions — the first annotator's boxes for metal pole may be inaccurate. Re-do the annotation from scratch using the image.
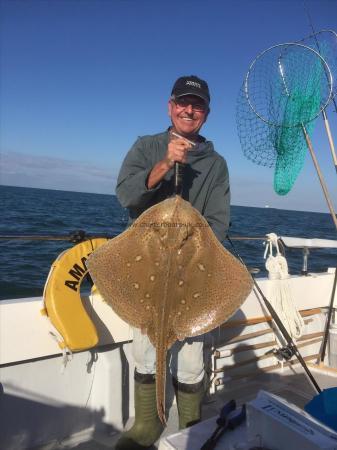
[320,266,337,363]
[174,162,183,196]
[322,109,337,173]
[301,5,337,169]
[302,123,337,231]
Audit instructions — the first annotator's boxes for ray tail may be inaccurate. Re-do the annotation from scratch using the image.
[155,341,167,425]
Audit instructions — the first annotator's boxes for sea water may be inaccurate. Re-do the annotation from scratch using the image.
[1,185,337,301]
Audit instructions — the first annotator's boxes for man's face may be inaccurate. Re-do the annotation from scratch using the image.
[168,95,209,139]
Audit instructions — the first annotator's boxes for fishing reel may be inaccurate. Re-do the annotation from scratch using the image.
[272,345,295,361]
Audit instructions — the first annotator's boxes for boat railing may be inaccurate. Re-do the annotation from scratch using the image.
[1,232,337,246]
[1,232,337,276]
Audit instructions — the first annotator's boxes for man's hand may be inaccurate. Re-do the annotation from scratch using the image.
[147,136,193,189]
[164,137,192,169]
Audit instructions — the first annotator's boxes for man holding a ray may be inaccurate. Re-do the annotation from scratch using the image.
[115,75,231,449]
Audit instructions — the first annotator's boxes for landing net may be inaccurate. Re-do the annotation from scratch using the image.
[237,43,332,195]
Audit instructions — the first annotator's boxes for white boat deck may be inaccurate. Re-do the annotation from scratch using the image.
[2,268,336,450]
[33,364,337,449]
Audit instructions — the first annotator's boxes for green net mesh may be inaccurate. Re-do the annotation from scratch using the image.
[236,42,332,195]
[273,53,323,195]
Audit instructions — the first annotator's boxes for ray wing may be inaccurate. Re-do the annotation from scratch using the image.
[169,226,252,339]
[87,219,169,332]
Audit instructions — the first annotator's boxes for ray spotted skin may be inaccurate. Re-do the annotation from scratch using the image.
[87,196,253,424]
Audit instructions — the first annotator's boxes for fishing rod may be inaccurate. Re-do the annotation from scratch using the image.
[173,131,321,392]
[302,1,337,171]
[227,235,322,394]
[171,133,307,384]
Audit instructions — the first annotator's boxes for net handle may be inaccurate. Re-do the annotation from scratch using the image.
[301,123,337,232]
[244,42,333,128]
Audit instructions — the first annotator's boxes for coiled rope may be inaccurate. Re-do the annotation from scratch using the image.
[264,233,305,340]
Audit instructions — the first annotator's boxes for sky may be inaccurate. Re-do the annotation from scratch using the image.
[1,0,337,212]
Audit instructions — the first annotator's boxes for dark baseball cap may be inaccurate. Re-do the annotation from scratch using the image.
[171,75,210,105]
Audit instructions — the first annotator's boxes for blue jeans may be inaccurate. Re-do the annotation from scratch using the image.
[132,327,204,384]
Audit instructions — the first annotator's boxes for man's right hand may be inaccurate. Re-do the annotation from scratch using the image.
[147,136,193,189]
[164,137,192,169]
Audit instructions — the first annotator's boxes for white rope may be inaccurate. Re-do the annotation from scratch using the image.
[42,267,72,373]
[264,233,305,340]
[48,331,73,372]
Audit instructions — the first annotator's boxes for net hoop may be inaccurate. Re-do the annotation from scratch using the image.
[299,29,337,44]
[244,42,333,128]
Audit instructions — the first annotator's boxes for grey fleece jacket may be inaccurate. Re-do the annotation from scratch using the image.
[116,131,230,242]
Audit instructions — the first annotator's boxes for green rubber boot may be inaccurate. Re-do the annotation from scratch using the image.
[173,378,205,429]
[115,371,164,450]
